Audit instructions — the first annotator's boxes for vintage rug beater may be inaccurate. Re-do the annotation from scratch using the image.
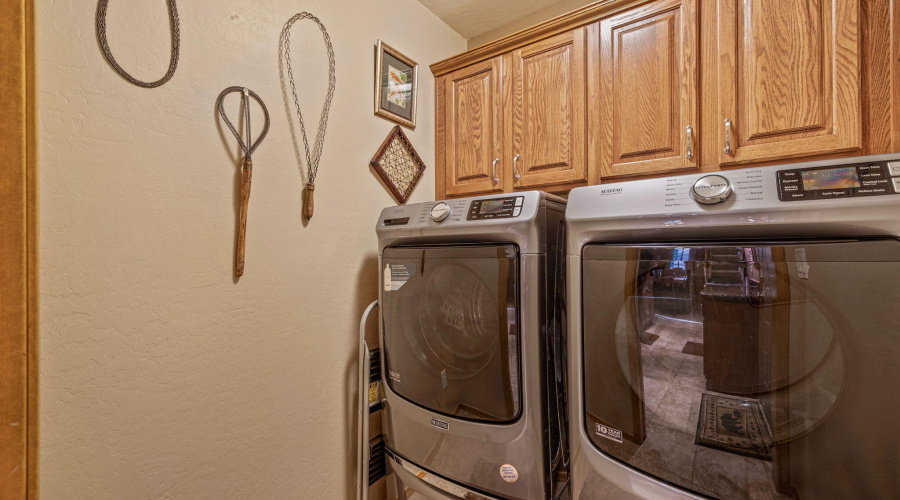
[279,12,336,219]
[216,87,270,277]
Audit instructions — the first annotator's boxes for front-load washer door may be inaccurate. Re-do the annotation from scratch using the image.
[382,245,520,422]
[580,240,900,500]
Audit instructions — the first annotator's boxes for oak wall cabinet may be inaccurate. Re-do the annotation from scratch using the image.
[716,0,862,166]
[431,0,897,199]
[443,58,504,197]
[438,30,589,196]
[506,29,589,191]
[594,0,699,180]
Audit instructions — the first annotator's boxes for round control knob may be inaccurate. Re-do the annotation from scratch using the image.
[431,202,451,222]
[691,174,733,205]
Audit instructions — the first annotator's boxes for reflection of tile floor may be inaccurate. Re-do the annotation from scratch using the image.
[638,315,792,500]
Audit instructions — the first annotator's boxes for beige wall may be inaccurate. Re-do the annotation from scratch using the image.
[467,0,598,49]
[36,0,464,498]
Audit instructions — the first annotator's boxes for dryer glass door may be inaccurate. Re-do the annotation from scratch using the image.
[382,245,520,422]
[581,240,900,500]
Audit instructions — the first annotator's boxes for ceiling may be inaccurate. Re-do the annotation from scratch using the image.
[418,0,573,39]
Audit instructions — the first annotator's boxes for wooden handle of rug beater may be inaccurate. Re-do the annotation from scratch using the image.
[303,183,315,219]
[236,157,253,277]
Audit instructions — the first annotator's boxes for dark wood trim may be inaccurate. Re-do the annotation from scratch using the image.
[25,0,38,496]
[861,0,893,155]
[429,0,652,77]
[0,0,38,498]
[893,0,900,150]
[435,76,447,199]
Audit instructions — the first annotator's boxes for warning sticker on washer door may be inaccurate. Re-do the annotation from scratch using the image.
[384,263,417,291]
[596,423,623,443]
[499,464,519,483]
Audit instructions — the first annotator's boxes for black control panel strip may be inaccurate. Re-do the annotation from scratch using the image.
[777,161,899,202]
[467,196,525,220]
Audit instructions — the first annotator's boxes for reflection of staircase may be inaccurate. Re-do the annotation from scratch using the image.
[707,248,745,286]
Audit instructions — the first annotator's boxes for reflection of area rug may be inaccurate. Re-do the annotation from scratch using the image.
[681,341,703,356]
[695,394,772,461]
[640,332,660,345]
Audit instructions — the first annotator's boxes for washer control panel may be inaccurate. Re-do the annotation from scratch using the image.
[467,196,525,220]
[777,161,900,202]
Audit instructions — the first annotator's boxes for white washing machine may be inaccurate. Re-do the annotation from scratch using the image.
[566,154,900,499]
[376,192,568,500]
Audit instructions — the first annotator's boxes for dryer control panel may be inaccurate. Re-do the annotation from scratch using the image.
[466,196,524,220]
[777,161,900,202]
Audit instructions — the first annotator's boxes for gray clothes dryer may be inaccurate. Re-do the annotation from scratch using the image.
[376,192,568,500]
[566,154,900,499]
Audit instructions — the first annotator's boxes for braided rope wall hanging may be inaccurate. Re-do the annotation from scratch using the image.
[96,0,180,88]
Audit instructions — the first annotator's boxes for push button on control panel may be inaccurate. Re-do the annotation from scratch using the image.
[781,191,815,201]
[817,189,851,199]
[860,178,890,187]
[888,162,900,176]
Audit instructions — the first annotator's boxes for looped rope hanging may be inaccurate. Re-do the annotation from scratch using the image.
[280,12,336,219]
[96,0,180,88]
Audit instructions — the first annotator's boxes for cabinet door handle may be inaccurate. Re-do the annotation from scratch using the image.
[513,154,521,181]
[724,118,733,155]
[686,125,694,160]
[491,158,500,184]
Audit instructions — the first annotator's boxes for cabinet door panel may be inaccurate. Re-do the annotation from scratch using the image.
[507,29,587,189]
[718,0,861,165]
[445,58,503,196]
[597,0,699,179]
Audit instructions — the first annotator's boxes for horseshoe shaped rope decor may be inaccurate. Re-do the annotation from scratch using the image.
[96,0,181,88]
[279,12,336,220]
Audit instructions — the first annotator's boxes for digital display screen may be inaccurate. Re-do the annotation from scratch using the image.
[479,199,506,214]
[801,167,860,191]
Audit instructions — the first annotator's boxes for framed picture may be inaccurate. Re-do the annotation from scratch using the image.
[375,40,418,129]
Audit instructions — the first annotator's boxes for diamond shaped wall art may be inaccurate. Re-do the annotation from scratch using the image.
[370,126,426,204]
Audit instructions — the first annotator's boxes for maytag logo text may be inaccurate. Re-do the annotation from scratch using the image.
[431,417,450,431]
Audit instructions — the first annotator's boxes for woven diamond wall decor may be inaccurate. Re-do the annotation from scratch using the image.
[370,126,426,204]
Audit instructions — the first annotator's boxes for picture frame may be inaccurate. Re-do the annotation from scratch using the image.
[375,40,418,129]
[370,126,426,204]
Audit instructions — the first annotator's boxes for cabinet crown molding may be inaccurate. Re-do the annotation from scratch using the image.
[430,0,647,77]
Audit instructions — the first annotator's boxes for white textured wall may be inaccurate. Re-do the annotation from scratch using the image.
[37,1,464,498]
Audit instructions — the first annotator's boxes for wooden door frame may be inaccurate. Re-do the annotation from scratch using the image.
[0,0,38,498]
